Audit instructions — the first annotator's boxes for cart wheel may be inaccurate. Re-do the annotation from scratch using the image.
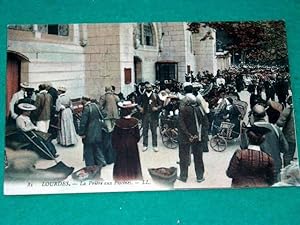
[162,129,178,149]
[210,135,227,152]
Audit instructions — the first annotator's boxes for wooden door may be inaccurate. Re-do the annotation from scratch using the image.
[6,54,20,117]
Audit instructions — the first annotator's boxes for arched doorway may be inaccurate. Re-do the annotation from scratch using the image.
[134,56,142,83]
[6,51,29,117]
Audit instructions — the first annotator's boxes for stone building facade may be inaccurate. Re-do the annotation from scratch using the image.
[7,22,230,104]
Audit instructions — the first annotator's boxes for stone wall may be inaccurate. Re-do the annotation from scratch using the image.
[84,23,121,99]
[8,26,85,99]
[133,23,160,84]
[193,27,218,75]
[184,23,197,81]
[160,23,186,82]
[119,24,135,97]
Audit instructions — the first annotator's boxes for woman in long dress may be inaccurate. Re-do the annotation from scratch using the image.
[112,101,143,181]
[56,87,77,147]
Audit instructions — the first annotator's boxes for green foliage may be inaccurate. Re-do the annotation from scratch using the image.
[187,21,288,65]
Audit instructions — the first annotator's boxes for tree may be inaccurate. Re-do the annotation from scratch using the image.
[187,21,288,66]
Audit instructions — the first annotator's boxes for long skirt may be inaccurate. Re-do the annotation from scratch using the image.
[57,108,78,146]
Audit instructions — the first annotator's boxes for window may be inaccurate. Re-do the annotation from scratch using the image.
[143,23,153,46]
[38,24,69,36]
[138,23,155,46]
[8,25,33,32]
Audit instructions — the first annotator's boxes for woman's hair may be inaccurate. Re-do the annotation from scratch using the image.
[120,108,132,117]
[247,131,266,145]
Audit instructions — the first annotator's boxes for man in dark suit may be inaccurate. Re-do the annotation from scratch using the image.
[139,82,162,152]
[178,85,207,183]
[46,83,58,138]
[79,97,107,167]
[34,84,52,133]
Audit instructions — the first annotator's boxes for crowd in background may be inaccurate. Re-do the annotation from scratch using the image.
[6,63,300,187]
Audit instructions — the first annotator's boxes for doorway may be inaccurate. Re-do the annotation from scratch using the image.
[6,53,21,117]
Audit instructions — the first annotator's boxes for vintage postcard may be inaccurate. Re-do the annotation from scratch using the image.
[4,21,299,195]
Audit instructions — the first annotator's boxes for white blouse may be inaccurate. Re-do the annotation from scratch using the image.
[16,114,38,132]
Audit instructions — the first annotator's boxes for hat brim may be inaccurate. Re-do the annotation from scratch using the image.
[158,91,168,102]
[269,101,283,112]
[246,126,271,136]
[20,83,30,88]
[117,102,137,108]
[18,103,37,111]
[58,87,67,92]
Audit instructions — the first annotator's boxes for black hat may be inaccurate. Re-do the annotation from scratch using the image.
[246,126,271,136]
[246,126,271,145]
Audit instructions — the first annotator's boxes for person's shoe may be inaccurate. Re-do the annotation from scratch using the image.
[54,154,60,158]
[197,178,205,183]
[153,147,159,152]
[142,146,148,152]
[177,176,187,182]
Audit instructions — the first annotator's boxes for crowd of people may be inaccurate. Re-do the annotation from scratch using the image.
[6,64,300,187]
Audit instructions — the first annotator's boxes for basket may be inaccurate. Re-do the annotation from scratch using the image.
[72,165,102,181]
[148,167,177,188]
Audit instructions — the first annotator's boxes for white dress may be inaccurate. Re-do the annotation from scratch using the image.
[56,94,78,146]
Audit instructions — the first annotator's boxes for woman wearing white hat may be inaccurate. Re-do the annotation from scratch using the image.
[56,87,77,147]
[15,103,58,159]
[16,103,38,132]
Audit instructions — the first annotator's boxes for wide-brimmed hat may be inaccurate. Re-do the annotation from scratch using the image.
[20,82,30,88]
[268,100,283,112]
[117,101,137,108]
[58,86,67,92]
[158,90,169,102]
[246,125,271,136]
[192,82,202,89]
[18,103,37,111]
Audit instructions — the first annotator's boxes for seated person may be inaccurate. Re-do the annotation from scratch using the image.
[16,103,39,132]
[16,103,58,159]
